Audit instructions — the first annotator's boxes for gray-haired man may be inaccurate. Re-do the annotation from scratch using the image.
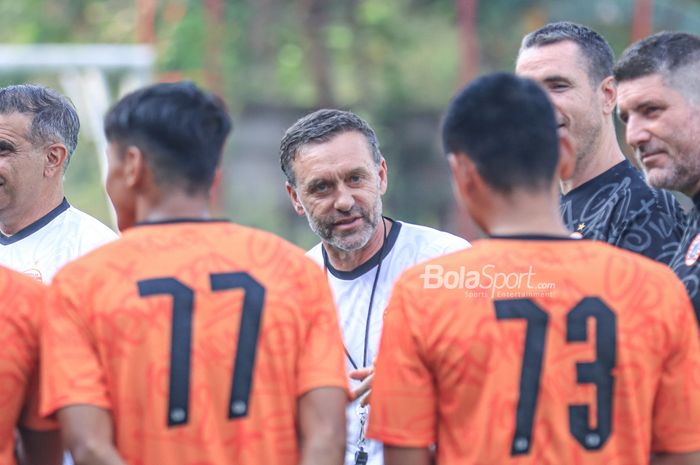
[615,31,700,322]
[516,21,684,263]
[280,109,469,465]
[0,84,116,283]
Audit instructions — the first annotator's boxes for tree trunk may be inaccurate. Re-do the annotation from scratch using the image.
[135,0,157,44]
[251,0,273,57]
[204,0,225,96]
[299,0,335,107]
[631,0,653,42]
[456,0,480,87]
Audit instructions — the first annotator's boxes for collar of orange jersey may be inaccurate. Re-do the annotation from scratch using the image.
[489,233,576,241]
[133,218,230,227]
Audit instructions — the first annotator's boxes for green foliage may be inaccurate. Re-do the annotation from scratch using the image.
[0,0,135,43]
[3,0,700,239]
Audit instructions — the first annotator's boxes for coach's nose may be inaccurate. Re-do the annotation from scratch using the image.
[334,184,355,212]
[625,114,652,150]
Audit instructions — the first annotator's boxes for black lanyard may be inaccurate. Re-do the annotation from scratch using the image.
[323,217,387,369]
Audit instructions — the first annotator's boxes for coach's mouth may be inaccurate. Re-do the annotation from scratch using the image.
[555,118,567,133]
[639,151,666,165]
[334,217,362,230]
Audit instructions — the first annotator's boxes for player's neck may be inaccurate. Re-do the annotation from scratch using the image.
[137,190,212,223]
[560,125,625,194]
[483,191,570,237]
[0,187,64,236]
[323,217,391,272]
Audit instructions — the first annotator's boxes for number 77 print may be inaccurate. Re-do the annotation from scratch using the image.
[138,272,264,427]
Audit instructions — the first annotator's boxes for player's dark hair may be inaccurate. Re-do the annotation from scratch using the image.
[614,31,700,99]
[279,109,382,187]
[0,84,80,169]
[104,81,232,194]
[519,21,614,86]
[442,72,559,194]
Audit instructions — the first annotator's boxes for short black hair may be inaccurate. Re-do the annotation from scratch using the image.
[279,109,382,187]
[104,81,232,194]
[519,21,614,85]
[614,31,700,98]
[442,72,559,194]
[0,84,80,169]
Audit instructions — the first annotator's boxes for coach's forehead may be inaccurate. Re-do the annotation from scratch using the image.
[617,73,675,114]
[293,132,376,181]
[0,112,33,142]
[517,41,588,76]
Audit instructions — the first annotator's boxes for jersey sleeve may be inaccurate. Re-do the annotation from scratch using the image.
[651,278,700,453]
[40,271,111,417]
[366,278,436,447]
[14,280,58,431]
[20,368,58,431]
[296,259,348,397]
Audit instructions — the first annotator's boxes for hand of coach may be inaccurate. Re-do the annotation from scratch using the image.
[349,367,374,407]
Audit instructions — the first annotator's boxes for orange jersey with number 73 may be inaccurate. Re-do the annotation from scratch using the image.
[368,237,700,465]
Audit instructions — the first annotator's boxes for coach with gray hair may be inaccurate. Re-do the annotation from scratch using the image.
[280,108,469,465]
[0,84,116,283]
[0,83,116,465]
[615,31,700,321]
[516,21,684,263]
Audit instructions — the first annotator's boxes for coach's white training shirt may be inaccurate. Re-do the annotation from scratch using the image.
[0,198,117,283]
[308,219,469,465]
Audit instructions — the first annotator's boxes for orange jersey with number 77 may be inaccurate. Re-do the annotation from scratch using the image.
[41,220,347,465]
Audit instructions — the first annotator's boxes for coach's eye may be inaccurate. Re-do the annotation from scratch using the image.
[548,82,569,92]
[643,106,662,118]
[312,182,329,193]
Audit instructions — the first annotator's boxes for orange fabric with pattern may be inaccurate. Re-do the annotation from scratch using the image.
[41,221,347,465]
[368,239,700,465]
[0,265,55,465]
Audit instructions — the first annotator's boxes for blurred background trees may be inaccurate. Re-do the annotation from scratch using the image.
[1,0,699,245]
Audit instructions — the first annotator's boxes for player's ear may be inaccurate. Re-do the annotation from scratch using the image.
[43,143,68,178]
[447,152,479,205]
[378,157,388,194]
[123,145,146,189]
[599,76,617,115]
[209,167,223,208]
[286,182,306,216]
[557,131,575,181]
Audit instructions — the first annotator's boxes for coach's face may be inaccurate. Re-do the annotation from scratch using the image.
[286,131,387,253]
[516,41,608,171]
[0,112,54,231]
[617,73,700,196]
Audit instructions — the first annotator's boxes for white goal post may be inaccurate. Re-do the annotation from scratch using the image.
[0,44,155,225]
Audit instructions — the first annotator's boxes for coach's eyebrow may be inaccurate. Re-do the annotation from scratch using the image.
[617,99,664,124]
[542,75,573,85]
[347,167,371,178]
[305,177,334,193]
